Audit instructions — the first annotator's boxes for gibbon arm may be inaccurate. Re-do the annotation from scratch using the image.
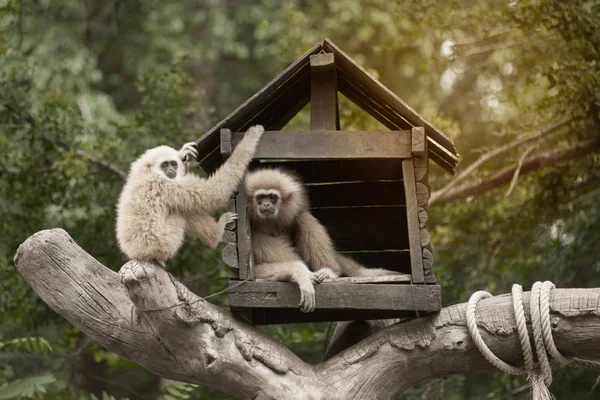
[198,125,264,211]
[185,213,235,249]
[294,211,342,276]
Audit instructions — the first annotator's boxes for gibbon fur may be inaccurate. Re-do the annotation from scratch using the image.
[116,125,264,265]
[245,168,397,312]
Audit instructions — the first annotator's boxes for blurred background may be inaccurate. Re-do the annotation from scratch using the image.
[1,0,599,398]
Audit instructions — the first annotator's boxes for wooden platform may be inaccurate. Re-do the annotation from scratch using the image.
[228,277,441,325]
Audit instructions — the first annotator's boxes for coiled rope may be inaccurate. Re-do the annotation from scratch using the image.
[466,281,600,400]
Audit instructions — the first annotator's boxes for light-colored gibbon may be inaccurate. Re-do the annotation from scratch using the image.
[116,125,264,266]
[245,168,398,312]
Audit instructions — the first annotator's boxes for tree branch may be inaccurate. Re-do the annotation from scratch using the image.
[14,229,600,399]
[430,118,573,206]
[74,149,127,179]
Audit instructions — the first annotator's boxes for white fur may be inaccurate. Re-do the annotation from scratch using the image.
[116,125,264,264]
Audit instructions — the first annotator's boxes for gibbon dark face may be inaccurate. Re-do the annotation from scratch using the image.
[160,160,178,179]
[254,190,280,218]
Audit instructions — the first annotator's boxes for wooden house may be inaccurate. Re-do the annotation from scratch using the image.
[194,39,459,325]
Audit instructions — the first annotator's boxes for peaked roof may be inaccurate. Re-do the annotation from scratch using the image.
[195,39,459,174]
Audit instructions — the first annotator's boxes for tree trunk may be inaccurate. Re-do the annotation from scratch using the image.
[14,229,600,399]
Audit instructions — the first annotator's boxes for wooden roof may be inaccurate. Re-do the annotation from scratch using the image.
[195,39,459,174]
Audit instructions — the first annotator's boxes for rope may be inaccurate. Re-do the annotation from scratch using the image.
[467,281,600,400]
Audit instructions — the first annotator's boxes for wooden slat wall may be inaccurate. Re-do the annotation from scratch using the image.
[255,159,404,183]
[307,181,405,208]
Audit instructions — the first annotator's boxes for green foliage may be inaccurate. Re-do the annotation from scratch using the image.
[1,0,599,398]
[0,374,57,399]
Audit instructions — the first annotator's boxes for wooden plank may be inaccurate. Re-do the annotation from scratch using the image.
[323,39,458,160]
[337,69,457,173]
[235,184,253,280]
[221,243,238,270]
[340,250,411,273]
[411,127,425,157]
[402,159,425,283]
[228,281,442,311]
[196,42,323,171]
[231,130,412,159]
[307,181,405,208]
[311,207,409,251]
[236,308,422,325]
[310,53,338,130]
[256,159,404,183]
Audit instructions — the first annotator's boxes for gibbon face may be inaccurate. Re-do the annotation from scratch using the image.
[139,146,186,179]
[159,159,179,179]
[253,189,282,219]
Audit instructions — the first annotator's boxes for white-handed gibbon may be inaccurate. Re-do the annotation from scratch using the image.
[116,125,264,266]
[245,168,398,312]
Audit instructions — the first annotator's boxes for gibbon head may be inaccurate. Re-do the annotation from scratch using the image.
[132,145,187,179]
[245,169,308,226]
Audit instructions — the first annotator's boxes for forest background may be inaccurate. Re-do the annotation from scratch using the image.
[1,0,600,399]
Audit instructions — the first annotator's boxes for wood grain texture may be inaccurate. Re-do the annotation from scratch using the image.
[14,228,600,399]
[411,127,425,157]
[310,53,339,130]
[255,159,404,183]
[231,130,412,159]
[402,159,425,283]
[227,281,442,311]
[234,184,253,280]
[220,128,232,158]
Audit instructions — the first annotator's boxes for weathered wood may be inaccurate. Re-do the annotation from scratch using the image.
[420,228,431,247]
[220,128,232,159]
[309,53,335,71]
[14,229,600,398]
[256,159,404,183]
[417,207,428,228]
[415,182,429,207]
[311,207,409,251]
[411,127,425,157]
[422,247,434,275]
[223,229,236,243]
[235,184,253,280]
[402,159,425,283]
[221,243,238,270]
[195,42,323,170]
[323,39,458,168]
[228,281,441,311]
[310,53,338,130]
[242,308,420,325]
[231,130,412,160]
[307,181,405,208]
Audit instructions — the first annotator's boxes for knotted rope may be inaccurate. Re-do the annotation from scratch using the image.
[466,281,600,400]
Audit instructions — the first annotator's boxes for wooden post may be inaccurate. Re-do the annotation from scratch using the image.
[411,127,434,280]
[402,158,425,284]
[310,53,339,130]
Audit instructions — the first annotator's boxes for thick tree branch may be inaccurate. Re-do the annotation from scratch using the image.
[430,118,573,206]
[14,229,600,399]
[432,139,600,206]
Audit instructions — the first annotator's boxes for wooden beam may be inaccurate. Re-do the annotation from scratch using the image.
[235,184,254,280]
[411,127,425,157]
[220,129,232,159]
[228,281,441,311]
[402,159,425,283]
[310,53,339,130]
[231,130,412,159]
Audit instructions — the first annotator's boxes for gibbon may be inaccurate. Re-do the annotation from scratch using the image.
[245,168,397,312]
[116,125,264,265]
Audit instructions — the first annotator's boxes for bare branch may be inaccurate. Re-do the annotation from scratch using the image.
[433,139,600,206]
[14,229,600,399]
[505,144,537,197]
[430,118,573,206]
